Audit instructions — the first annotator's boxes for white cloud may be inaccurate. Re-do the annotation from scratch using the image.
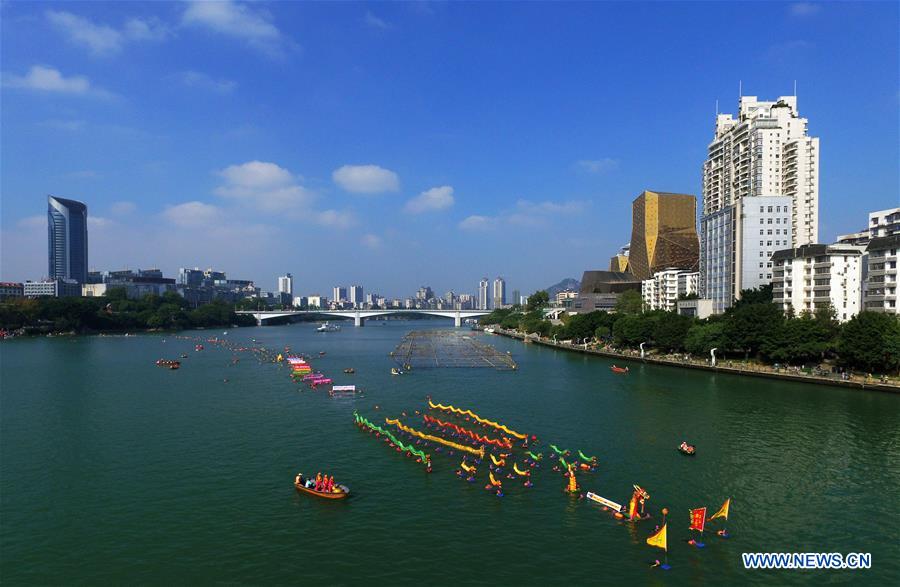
[365,11,393,30]
[577,158,619,174]
[88,216,112,228]
[46,10,169,56]
[17,215,45,229]
[405,185,454,214]
[219,160,294,188]
[458,215,493,231]
[459,199,587,231]
[316,209,357,229]
[123,17,170,41]
[211,160,356,227]
[111,201,136,215]
[182,0,291,57]
[789,2,821,16]
[178,70,237,93]
[360,233,382,249]
[163,201,222,227]
[332,164,399,194]
[3,65,114,98]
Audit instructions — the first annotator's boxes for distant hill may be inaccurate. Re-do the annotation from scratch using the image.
[544,277,580,298]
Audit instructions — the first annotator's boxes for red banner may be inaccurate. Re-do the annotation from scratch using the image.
[689,507,707,532]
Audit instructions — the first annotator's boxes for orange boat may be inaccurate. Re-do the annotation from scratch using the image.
[611,365,629,374]
[294,474,350,500]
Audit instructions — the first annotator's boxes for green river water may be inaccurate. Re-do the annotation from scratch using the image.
[1,321,899,585]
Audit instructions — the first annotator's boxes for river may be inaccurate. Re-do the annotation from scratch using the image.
[2,320,898,585]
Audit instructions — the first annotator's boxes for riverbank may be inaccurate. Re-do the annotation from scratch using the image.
[491,327,900,393]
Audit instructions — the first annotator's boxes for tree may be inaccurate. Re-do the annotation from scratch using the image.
[652,311,693,352]
[722,301,784,358]
[761,314,832,364]
[526,290,549,312]
[614,290,643,315]
[684,320,727,356]
[612,313,656,347]
[734,284,773,307]
[837,312,900,374]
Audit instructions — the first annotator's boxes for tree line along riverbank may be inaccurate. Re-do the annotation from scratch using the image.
[480,288,900,380]
[0,289,256,336]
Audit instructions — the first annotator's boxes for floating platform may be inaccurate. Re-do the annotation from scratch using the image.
[391,330,517,371]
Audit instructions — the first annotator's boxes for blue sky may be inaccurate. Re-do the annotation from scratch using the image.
[1,1,898,298]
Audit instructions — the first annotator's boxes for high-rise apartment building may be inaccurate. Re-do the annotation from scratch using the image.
[700,95,819,311]
[627,191,699,281]
[771,243,865,322]
[333,286,347,303]
[277,273,294,296]
[837,207,900,246]
[349,285,364,307]
[492,277,506,308]
[47,195,88,283]
[478,278,490,310]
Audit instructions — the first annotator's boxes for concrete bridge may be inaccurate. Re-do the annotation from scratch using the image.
[235,308,491,327]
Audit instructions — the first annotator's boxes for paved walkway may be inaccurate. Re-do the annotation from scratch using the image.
[491,328,900,394]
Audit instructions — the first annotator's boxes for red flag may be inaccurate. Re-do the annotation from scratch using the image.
[689,507,707,532]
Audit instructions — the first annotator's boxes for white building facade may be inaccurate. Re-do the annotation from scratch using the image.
[478,278,490,310]
[642,269,700,312]
[277,273,293,296]
[492,277,506,309]
[349,285,364,308]
[771,243,864,322]
[863,235,899,314]
[700,95,819,313]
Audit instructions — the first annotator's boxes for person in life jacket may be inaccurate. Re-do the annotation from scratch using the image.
[315,472,323,491]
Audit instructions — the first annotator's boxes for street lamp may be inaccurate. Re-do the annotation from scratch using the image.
[710,348,718,367]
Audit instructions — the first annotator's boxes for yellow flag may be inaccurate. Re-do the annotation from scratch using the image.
[708,498,730,521]
[646,522,667,551]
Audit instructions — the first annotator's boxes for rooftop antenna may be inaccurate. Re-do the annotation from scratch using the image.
[715,99,719,116]
[793,79,797,97]
[738,80,742,99]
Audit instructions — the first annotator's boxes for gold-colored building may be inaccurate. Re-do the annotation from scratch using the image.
[609,254,629,272]
[627,190,699,280]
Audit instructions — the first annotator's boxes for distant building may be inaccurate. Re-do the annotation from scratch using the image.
[676,298,714,319]
[178,267,205,287]
[492,277,506,308]
[307,295,325,309]
[701,196,793,314]
[0,282,24,300]
[609,244,630,272]
[555,289,578,305]
[863,235,899,314]
[24,279,81,298]
[771,243,865,321]
[510,289,520,307]
[47,195,89,283]
[836,207,900,246]
[333,286,347,303]
[478,278,490,310]
[628,191,699,280]
[278,273,294,297]
[458,294,474,310]
[642,270,699,312]
[571,270,642,313]
[349,285,364,308]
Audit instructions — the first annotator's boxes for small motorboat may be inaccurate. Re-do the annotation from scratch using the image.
[180,353,188,359]
[343,368,355,374]
[391,367,403,376]
[319,351,327,356]
[611,365,629,374]
[316,322,341,333]
[155,359,181,370]
[678,442,696,456]
[294,474,349,499]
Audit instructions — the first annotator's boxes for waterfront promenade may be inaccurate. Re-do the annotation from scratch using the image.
[491,327,900,393]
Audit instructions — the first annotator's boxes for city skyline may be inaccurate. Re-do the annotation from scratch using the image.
[2,2,898,296]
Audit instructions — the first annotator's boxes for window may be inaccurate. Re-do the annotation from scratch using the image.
[760,206,764,213]
[767,241,772,246]
[768,206,773,213]
[759,273,764,279]
[760,229,764,235]
[760,241,764,246]
[760,252,764,257]
[767,262,772,268]
[768,218,773,224]
[759,262,764,268]
[760,219,764,225]
[767,273,772,279]
[768,229,773,235]
[776,218,781,224]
